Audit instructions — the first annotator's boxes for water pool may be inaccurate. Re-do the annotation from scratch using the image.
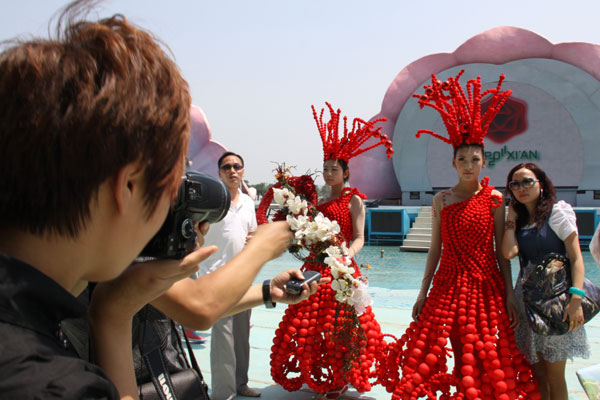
[255,246,600,308]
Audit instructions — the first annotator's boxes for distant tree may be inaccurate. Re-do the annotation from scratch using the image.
[247,181,329,201]
[316,184,329,199]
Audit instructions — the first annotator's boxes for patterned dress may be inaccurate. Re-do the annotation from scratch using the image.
[386,178,538,400]
[513,201,591,363]
[269,187,387,394]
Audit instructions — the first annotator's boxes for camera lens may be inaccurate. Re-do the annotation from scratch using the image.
[184,171,231,224]
[187,185,201,201]
[181,218,195,239]
[139,169,231,259]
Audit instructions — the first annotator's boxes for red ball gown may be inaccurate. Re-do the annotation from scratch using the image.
[269,187,387,394]
[383,178,538,400]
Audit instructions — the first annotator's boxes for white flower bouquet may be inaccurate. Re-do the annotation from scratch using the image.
[269,166,372,315]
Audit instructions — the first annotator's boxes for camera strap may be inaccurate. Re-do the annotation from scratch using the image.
[142,318,180,400]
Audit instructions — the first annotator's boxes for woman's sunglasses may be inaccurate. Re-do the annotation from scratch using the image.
[508,178,539,190]
[220,163,244,171]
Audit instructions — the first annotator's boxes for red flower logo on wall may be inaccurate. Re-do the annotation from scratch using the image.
[482,96,528,143]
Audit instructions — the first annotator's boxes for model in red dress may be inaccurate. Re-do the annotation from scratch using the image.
[384,178,538,399]
[260,103,394,399]
[380,71,539,399]
[269,185,387,396]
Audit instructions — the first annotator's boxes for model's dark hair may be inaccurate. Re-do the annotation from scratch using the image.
[0,1,191,237]
[453,143,484,158]
[217,151,244,168]
[338,159,350,182]
[505,162,556,230]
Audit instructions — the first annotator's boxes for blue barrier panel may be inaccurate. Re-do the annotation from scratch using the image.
[575,209,599,249]
[365,208,410,245]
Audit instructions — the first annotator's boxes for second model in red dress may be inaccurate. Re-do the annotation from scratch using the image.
[269,186,387,395]
[382,178,539,400]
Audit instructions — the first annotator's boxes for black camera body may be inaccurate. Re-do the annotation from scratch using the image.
[141,170,231,259]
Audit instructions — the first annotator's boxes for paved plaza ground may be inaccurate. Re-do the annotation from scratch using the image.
[192,288,600,399]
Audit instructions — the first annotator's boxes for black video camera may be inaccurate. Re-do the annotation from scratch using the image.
[141,169,231,259]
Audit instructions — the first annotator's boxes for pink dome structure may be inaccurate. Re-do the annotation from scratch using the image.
[187,104,227,177]
[352,26,600,200]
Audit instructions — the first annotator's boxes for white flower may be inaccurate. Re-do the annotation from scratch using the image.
[324,255,341,268]
[340,242,349,256]
[273,188,292,206]
[286,196,308,215]
[335,290,349,304]
[274,180,371,316]
[329,265,341,279]
[325,245,342,259]
[312,214,340,241]
[350,279,372,315]
[331,278,346,292]
[286,214,308,232]
[302,219,324,244]
[341,265,355,277]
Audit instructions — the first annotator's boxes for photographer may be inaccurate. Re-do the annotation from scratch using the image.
[0,1,203,398]
[119,219,321,400]
[0,4,327,400]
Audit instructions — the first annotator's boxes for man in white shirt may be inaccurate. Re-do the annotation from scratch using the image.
[199,151,260,399]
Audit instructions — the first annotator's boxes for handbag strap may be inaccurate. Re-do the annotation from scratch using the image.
[168,321,210,400]
[176,320,202,373]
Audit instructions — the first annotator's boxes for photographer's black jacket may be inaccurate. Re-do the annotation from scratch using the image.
[0,254,119,399]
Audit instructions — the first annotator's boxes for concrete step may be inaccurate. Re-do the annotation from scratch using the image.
[402,239,431,247]
[401,206,433,252]
[406,233,432,240]
[400,245,429,252]
[412,222,432,229]
[411,226,432,234]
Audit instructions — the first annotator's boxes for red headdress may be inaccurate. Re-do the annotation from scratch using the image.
[413,70,512,148]
[312,102,394,162]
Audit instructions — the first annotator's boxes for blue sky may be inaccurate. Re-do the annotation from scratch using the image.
[2,0,600,184]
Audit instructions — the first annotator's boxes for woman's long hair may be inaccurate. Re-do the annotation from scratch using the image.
[505,162,556,230]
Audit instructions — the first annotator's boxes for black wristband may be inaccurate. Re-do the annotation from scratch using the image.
[263,279,276,308]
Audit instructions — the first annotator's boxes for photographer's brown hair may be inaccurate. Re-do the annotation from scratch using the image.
[0,1,191,237]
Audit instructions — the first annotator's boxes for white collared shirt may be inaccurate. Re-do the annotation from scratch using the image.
[198,189,257,276]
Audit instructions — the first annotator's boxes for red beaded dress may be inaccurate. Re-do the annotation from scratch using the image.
[269,186,387,395]
[383,178,538,400]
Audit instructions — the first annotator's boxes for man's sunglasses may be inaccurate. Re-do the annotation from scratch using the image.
[220,163,244,171]
[508,178,539,190]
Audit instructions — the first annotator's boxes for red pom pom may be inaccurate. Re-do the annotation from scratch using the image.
[462,353,477,366]
[462,375,475,388]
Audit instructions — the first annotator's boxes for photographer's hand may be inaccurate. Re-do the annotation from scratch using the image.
[92,247,215,317]
[270,269,330,304]
[88,245,216,399]
[195,221,209,247]
[245,231,255,245]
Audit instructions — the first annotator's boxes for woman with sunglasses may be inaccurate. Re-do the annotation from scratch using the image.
[502,162,590,399]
